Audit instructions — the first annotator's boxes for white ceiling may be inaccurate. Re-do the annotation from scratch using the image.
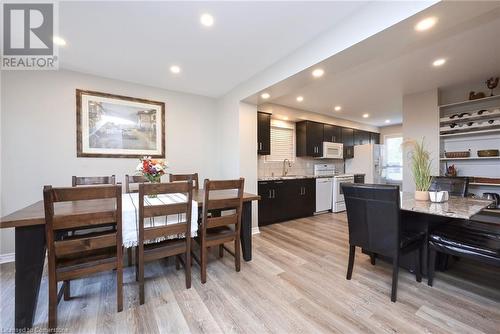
[244,1,500,126]
[58,1,368,97]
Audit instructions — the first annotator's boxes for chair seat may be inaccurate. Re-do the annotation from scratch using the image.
[400,230,426,249]
[429,224,500,258]
[206,226,236,242]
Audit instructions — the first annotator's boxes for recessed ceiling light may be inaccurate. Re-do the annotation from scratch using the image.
[312,68,324,78]
[53,36,66,46]
[334,105,342,111]
[385,119,391,124]
[432,58,446,67]
[261,92,270,99]
[415,17,437,31]
[362,114,369,118]
[170,65,181,74]
[296,96,304,102]
[283,116,289,121]
[200,13,214,27]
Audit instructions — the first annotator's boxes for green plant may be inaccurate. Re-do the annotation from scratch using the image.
[408,138,432,191]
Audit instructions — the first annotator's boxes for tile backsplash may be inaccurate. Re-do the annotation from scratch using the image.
[258,156,344,177]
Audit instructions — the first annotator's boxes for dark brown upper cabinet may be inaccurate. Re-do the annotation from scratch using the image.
[296,121,324,157]
[257,112,271,155]
[353,129,370,146]
[323,124,342,143]
[342,127,354,159]
[370,132,380,144]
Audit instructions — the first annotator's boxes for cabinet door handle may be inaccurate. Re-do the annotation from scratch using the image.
[259,142,262,150]
[332,136,334,142]
[272,189,276,198]
[268,190,272,198]
[303,187,306,195]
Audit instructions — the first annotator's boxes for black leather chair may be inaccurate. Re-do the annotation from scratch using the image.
[429,176,469,197]
[428,220,500,286]
[342,183,425,302]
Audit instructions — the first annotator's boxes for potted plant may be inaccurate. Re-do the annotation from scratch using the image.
[407,138,432,201]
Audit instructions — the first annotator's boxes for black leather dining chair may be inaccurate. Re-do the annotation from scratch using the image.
[342,183,425,302]
[429,176,469,197]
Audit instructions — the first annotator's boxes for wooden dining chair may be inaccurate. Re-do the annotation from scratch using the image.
[72,175,116,187]
[169,173,199,190]
[43,185,123,329]
[125,174,149,193]
[194,178,245,284]
[136,181,193,305]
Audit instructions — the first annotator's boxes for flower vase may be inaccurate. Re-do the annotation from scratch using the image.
[414,190,429,201]
[146,175,161,198]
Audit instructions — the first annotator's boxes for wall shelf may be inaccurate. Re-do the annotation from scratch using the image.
[469,182,500,187]
[439,128,500,138]
[439,108,500,125]
[439,94,500,109]
[440,156,500,161]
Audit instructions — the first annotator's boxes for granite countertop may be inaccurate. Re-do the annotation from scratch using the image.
[258,174,353,181]
[400,192,493,220]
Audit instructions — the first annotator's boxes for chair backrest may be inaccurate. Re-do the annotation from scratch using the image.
[429,176,469,197]
[342,183,401,256]
[72,175,116,187]
[201,178,245,234]
[169,173,199,190]
[138,181,193,245]
[125,174,149,193]
[43,185,122,259]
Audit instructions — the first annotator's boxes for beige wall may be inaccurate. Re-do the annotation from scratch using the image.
[402,89,439,192]
[1,70,219,256]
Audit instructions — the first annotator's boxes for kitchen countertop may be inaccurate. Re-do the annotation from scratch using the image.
[258,174,355,181]
[400,192,492,220]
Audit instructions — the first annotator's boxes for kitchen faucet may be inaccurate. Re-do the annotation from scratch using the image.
[282,158,292,176]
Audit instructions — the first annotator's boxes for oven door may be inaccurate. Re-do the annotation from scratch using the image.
[334,177,354,202]
[323,142,343,159]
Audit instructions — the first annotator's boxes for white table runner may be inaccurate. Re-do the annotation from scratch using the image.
[122,192,198,248]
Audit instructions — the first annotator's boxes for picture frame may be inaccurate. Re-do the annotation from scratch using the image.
[76,89,165,158]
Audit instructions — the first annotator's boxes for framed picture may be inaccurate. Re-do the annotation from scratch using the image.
[76,89,165,158]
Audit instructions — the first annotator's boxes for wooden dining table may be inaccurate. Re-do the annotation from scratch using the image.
[0,189,260,330]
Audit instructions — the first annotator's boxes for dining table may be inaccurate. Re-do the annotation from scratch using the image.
[0,188,260,330]
[395,192,494,276]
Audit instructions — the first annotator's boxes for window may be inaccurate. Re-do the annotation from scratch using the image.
[383,135,403,181]
[266,122,295,162]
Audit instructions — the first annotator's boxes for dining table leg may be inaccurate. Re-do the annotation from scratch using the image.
[14,224,46,330]
[240,201,252,261]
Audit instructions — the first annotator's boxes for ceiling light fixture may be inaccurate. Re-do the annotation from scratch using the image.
[170,65,181,74]
[53,36,66,46]
[415,17,437,31]
[334,105,342,111]
[296,96,304,102]
[432,58,446,67]
[283,116,289,121]
[362,114,369,118]
[200,13,214,27]
[385,119,391,124]
[261,92,270,99]
[312,68,324,78]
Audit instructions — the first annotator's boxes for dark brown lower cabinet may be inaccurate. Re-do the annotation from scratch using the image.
[258,178,315,226]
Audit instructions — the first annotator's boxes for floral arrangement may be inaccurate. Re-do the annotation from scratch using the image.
[136,156,167,183]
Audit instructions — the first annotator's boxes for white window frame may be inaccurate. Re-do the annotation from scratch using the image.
[383,133,403,181]
[265,119,296,162]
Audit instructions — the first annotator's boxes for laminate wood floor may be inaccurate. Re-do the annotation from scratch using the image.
[1,212,499,333]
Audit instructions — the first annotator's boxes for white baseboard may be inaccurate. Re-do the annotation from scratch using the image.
[252,227,260,235]
[0,252,15,264]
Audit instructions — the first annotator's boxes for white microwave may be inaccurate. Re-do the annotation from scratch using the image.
[322,142,343,159]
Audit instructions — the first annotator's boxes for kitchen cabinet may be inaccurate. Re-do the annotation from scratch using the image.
[258,178,316,226]
[354,129,370,146]
[323,124,342,143]
[370,132,380,144]
[296,121,324,157]
[257,112,271,155]
[342,127,354,159]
